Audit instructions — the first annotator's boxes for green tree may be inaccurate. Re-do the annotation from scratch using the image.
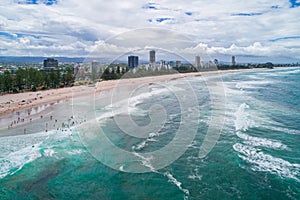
[0,74,3,92]
[15,68,26,90]
[3,71,13,92]
[63,67,74,85]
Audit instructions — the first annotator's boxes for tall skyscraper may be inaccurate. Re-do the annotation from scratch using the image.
[232,56,236,66]
[149,50,155,64]
[128,56,139,69]
[195,56,201,68]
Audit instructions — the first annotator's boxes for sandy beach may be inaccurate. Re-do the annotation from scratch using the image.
[0,68,268,136]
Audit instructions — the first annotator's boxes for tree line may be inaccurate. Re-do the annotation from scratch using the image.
[0,67,74,93]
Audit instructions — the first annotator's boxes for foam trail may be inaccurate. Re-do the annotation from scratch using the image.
[263,125,300,135]
[133,152,157,172]
[132,132,159,151]
[164,172,190,197]
[233,143,300,182]
[236,132,288,150]
[133,151,190,198]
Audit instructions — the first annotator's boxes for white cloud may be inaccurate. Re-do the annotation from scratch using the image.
[0,0,299,62]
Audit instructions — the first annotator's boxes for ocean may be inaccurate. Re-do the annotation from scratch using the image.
[0,67,299,199]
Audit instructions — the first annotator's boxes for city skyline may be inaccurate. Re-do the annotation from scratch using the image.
[0,1,300,63]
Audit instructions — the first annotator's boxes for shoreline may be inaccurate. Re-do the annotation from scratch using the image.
[0,68,267,134]
[0,68,270,121]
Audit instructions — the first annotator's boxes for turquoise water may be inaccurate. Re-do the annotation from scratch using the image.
[0,68,299,199]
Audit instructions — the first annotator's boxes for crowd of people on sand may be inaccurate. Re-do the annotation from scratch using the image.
[7,109,87,135]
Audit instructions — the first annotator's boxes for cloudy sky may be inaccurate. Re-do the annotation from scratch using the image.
[0,0,300,63]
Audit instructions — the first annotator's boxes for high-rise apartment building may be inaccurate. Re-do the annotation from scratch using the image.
[232,56,236,66]
[150,50,156,64]
[195,56,201,68]
[128,56,139,69]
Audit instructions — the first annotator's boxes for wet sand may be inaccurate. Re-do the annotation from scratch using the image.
[0,68,268,137]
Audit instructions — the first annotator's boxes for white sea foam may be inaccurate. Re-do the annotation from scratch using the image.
[233,143,300,182]
[119,165,125,172]
[0,128,77,180]
[133,140,147,151]
[264,125,300,135]
[275,68,300,75]
[223,82,243,92]
[128,87,170,107]
[43,148,56,157]
[164,172,190,196]
[68,149,85,155]
[132,132,159,151]
[188,174,202,181]
[235,80,272,90]
[234,103,255,131]
[187,140,199,149]
[96,87,170,123]
[133,152,156,172]
[0,144,42,179]
[133,151,190,197]
[236,132,288,150]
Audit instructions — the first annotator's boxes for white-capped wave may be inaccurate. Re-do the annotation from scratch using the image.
[133,152,156,172]
[128,87,170,107]
[0,130,55,157]
[274,68,300,75]
[235,80,273,90]
[133,140,147,151]
[187,140,199,149]
[264,126,300,135]
[164,172,190,197]
[96,88,166,122]
[119,165,125,172]
[43,148,56,157]
[0,144,42,179]
[68,149,86,155]
[236,132,288,150]
[188,174,202,181]
[233,143,300,182]
[224,86,244,95]
[234,103,255,131]
[132,132,159,151]
[188,168,202,181]
[97,86,182,123]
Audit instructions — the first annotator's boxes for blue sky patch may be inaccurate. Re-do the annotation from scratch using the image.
[270,36,300,42]
[0,32,15,39]
[271,5,280,9]
[17,0,57,6]
[156,18,173,22]
[142,3,158,10]
[231,12,263,16]
[289,0,300,8]
[0,32,41,39]
[185,12,193,16]
[147,6,157,9]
